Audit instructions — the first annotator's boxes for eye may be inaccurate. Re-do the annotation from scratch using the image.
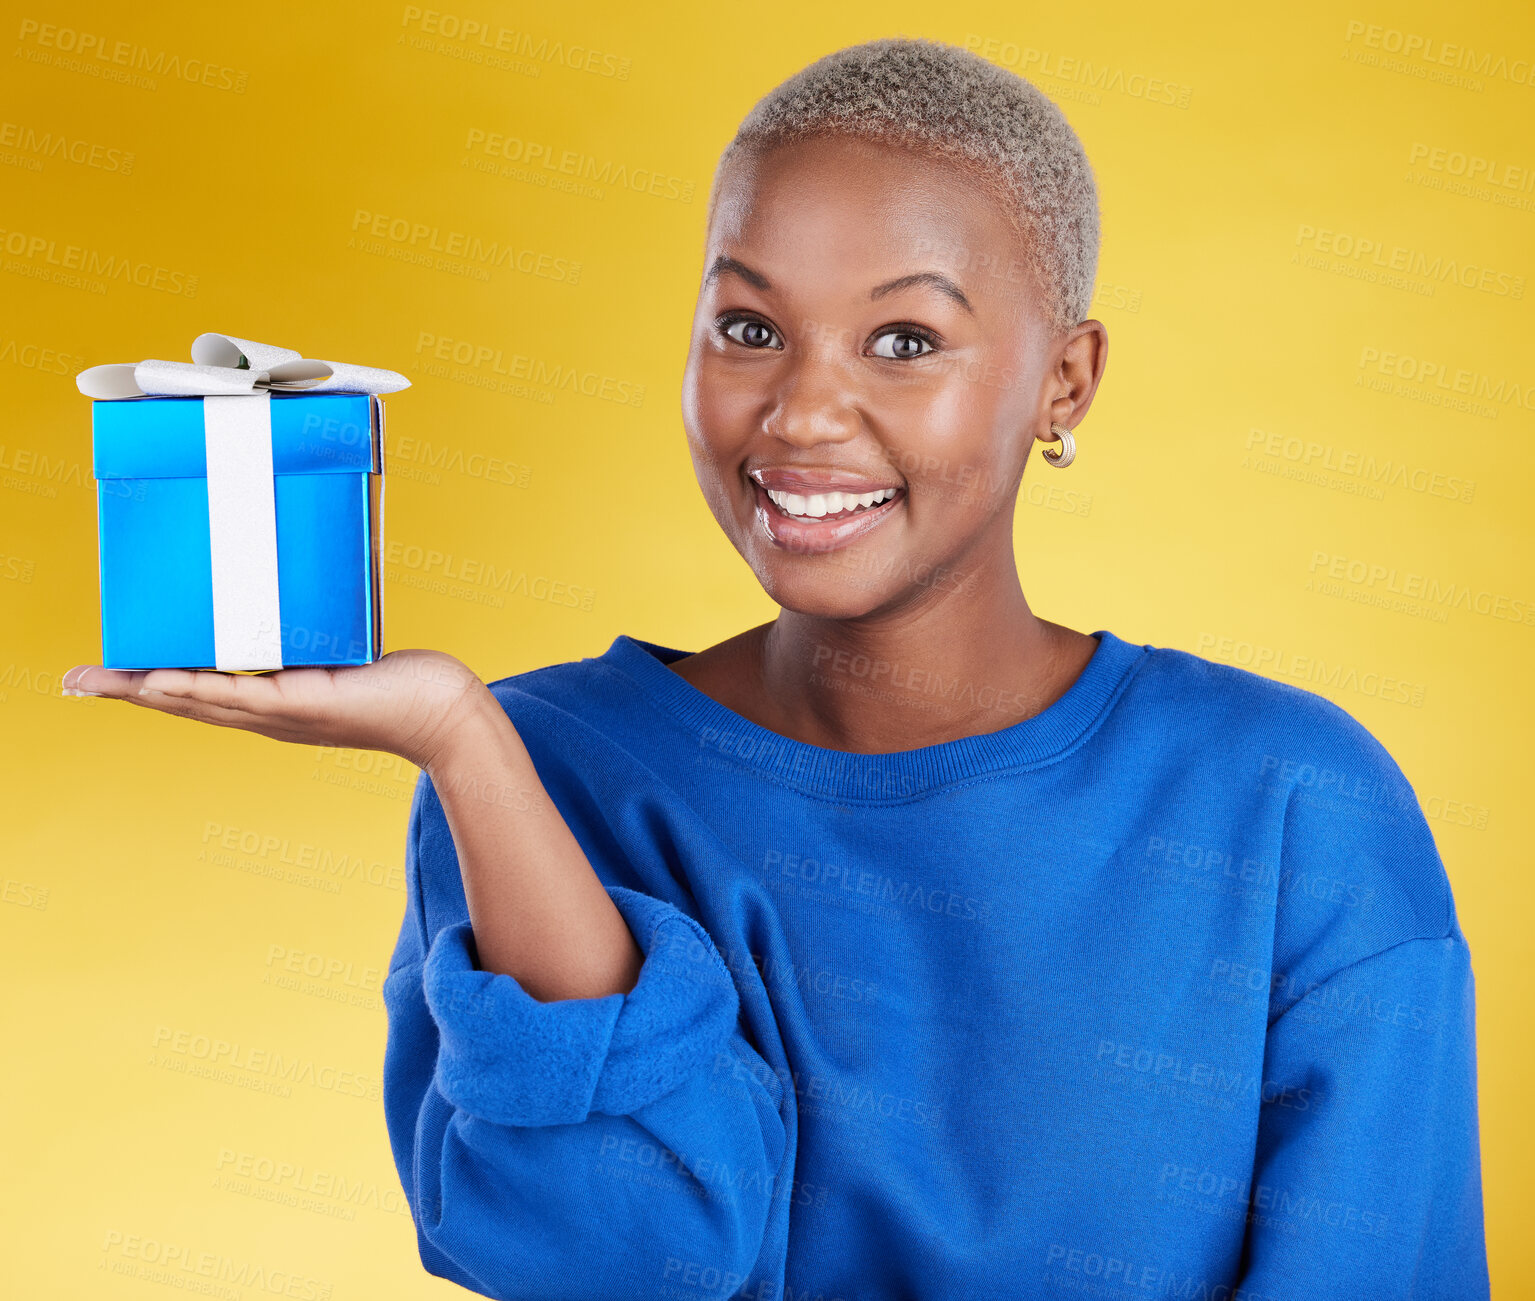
[718,313,782,350]
[869,326,938,360]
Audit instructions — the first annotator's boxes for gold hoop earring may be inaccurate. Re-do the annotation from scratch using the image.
[1042,422,1076,469]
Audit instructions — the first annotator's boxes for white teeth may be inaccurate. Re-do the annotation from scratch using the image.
[763,485,897,519]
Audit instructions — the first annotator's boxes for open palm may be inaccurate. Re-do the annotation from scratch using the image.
[61,650,491,769]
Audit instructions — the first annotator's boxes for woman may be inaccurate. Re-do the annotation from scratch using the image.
[64,36,1488,1301]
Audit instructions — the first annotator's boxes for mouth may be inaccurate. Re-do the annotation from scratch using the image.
[749,478,905,554]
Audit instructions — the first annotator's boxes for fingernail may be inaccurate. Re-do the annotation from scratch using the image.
[138,688,167,698]
[62,688,102,698]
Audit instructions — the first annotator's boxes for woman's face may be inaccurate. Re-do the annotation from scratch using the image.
[681,133,1100,619]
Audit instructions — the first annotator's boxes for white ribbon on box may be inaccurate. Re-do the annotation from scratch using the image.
[77,333,409,672]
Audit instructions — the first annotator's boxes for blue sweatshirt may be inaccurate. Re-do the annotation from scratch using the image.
[381,629,1489,1301]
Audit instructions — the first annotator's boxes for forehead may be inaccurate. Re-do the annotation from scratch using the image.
[708,136,1034,308]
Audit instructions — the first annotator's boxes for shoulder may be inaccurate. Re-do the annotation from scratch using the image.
[474,636,662,743]
[1127,640,1428,795]
[1126,637,1456,954]
[409,640,638,816]
[483,646,617,712]
[1125,639,1373,746]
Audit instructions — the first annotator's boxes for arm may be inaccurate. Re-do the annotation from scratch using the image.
[1233,930,1488,1298]
[1233,703,1489,1297]
[422,692,644,1001]
[61,651,794,1299]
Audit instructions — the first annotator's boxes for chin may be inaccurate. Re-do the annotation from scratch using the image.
[747,556,900,620]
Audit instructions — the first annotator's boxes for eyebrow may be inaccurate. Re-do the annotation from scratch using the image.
[705,256,975,316]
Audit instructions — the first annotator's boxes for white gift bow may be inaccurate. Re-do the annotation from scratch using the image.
[77,334,403,671]
[75,332,410,400]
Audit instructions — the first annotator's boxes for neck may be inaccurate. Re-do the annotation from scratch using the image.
[752,549,1093,753]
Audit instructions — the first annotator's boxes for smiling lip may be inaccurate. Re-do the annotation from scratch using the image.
[750,478,905,554]
[749,467,903,495]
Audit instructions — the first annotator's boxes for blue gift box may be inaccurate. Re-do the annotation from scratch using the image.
[92,391,386,670]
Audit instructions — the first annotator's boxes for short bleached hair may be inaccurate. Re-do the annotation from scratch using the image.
[707,36,1101,336]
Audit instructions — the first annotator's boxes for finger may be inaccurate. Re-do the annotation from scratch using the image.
[114,686,287,734]
[138,667,290,714]
[63,665,149,698]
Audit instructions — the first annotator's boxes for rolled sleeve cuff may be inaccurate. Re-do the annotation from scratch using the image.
[422,884,741,1127]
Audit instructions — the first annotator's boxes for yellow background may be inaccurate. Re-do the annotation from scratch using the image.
[3,0,1529,1294]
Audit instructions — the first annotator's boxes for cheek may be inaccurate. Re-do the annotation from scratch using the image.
[875,367,1012,488]
[684,354,761,451]
[681,365,752,526]
[709,372,768,439]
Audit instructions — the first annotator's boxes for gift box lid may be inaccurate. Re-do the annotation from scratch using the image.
[92,392,382,480]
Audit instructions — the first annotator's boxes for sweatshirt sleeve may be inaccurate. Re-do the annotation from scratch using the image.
[1233,929,1489,1298]
[381,772,791,1301]
[1232,702,1489,1298]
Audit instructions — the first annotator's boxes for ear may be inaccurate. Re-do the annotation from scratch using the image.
[1039,319,1108,440]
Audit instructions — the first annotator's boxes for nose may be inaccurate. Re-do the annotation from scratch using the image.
[762,340,861,448]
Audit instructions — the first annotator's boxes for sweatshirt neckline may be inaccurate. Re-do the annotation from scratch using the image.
[600,628,1146,801]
